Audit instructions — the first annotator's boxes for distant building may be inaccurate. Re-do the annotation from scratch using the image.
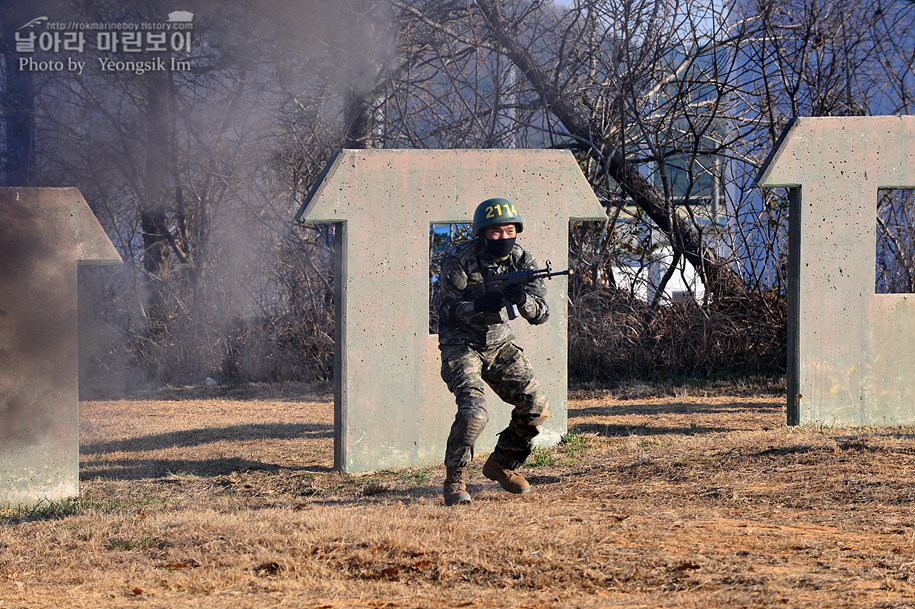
[611,46,731,305]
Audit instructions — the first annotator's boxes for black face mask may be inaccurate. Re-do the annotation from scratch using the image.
[485,236,516,259]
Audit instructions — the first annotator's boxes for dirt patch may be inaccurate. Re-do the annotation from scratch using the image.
[2,388,915,608]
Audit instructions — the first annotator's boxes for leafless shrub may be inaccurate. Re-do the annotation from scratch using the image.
[569,288,787,382]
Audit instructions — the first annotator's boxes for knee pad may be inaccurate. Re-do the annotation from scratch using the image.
[524,400,550,428]
[456,404,489,439]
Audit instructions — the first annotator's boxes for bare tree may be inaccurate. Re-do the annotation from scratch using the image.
[381,0,911,377]
[0,0,37,186]
[29,0,336,384]
[386,0,749,298]
[726,0,915,294]
[7,0,912,386]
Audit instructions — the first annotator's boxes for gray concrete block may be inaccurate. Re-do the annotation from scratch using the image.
[0,188,121,507]
[757,116,915,425]
[296,149,605,472]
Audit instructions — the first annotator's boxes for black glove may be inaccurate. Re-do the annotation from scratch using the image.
[473,291,503,314]
[503,285,526,306]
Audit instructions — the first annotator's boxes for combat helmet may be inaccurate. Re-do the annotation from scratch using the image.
[472,197,524,236]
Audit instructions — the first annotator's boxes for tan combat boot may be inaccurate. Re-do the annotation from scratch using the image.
[443,467,471,506]
[482,453,530,494]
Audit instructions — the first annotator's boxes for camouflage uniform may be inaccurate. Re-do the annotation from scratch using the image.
[438,237,550,470]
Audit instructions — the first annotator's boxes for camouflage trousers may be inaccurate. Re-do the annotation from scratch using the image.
[440,341,550,470]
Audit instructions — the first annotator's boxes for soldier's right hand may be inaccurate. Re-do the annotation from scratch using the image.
[473,291,503,314]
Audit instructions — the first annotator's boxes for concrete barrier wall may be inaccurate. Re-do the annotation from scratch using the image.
[0,188,121,506]
[296,149,606,472]
[757,116,915,425]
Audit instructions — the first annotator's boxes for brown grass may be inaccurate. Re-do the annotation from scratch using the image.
[2,385,915,608]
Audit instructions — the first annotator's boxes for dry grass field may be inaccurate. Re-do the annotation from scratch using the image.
[3,382,915,608]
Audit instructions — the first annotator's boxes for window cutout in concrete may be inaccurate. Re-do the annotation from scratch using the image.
[876,189,915,294]
[429,223,472,334]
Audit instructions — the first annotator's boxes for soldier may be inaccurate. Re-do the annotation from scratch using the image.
[438,197,551,506]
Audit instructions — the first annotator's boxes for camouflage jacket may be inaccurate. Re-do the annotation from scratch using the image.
[437,237,549,348]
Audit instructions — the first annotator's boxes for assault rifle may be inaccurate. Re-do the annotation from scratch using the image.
[484,260,572,320]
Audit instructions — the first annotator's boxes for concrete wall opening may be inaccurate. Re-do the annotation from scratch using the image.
[876,189,915,294]
[429,222,473,333]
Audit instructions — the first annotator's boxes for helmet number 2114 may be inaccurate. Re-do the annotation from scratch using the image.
[485,202,518,219]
